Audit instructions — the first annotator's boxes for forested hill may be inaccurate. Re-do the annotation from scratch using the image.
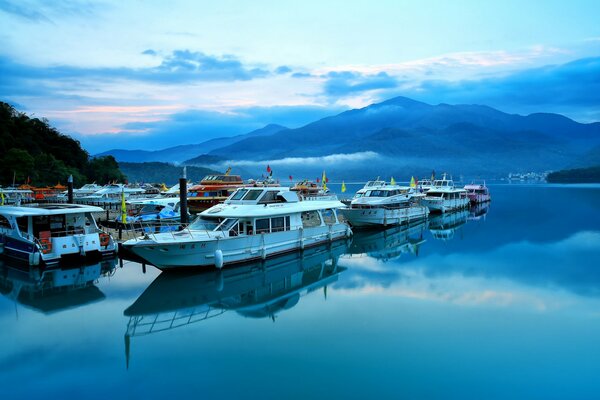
[118,162,219,185]
[546,166,600,183]
[0,102,125,186]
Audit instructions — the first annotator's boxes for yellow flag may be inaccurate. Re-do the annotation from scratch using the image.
[410,176,416,188]
[0,191,4,206]
[341,181,346,193]
[390,177,396,186]
[322,171,327,191]
[121,189,127,223]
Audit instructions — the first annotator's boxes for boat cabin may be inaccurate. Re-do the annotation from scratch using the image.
[189,187,344,238]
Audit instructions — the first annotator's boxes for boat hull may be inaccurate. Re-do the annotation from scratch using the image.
[124,223,351,270]
[422,197,469,213]
[467,193,491,204]
[340,206,429,228]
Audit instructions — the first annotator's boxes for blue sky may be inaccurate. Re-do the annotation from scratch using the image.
[1,0,599,153]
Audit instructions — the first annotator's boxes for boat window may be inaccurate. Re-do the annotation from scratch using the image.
[17,216,28,233]
[321,209,336,224]
[231,189,248,200]
[243,190,262,201]
[0,215,11,228]
[285,216,291,230]
[256,218,270,234]
[258,190,278,204]
[189,217,220,230]
[216,218,239,232]
[353,193,364,199]
[271,216,285,232]
[301,211,321,228]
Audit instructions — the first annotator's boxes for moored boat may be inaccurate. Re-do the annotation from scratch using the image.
[464,182,491,204]
[339,179,429,228]
[421,174,469,213]
[187,173,244,213]
[122,186,352,270]
[120,197,186,223]
[0,204,117,266]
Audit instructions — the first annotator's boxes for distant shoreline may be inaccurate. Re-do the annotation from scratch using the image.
[546,166,600,184]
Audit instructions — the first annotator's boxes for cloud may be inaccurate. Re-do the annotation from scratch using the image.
[0,1,50,21]
[216,151,379,168]
[0,49,270,88]
[141,49,157,56]
[393,57,600,121]
[76,104,345,152]
[275,65,292,74]
[322,71,400,97]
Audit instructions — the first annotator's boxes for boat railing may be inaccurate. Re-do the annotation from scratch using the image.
[125,307,227,337]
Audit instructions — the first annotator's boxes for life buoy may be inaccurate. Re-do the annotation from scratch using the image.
[100,233,110,247]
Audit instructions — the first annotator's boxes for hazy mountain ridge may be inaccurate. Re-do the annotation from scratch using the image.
[98,123,288,163]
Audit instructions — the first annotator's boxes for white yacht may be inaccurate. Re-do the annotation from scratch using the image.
[339,180,429,228]
[77,184,146,204]
[421,174,469,213]
[122,186,352,270]
[0,204,117,266]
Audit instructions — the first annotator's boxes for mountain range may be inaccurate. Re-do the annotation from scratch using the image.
[98,96,600,178]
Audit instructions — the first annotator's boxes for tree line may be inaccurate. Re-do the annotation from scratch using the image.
[0,102,126,186]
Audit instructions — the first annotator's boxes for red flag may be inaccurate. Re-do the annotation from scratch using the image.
[326,177,329,183]
[289,175,293,181]
[316,177,320,183]
[266,165,271,173]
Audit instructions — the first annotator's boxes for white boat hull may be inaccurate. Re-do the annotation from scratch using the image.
[124,223,351,270]
[340,205,429,227]
[421,197,469,213]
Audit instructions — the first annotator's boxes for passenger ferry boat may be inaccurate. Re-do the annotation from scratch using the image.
[0,187,34,204]
[421,174,469,213]
[464,182,491,204]
[339,179,429,227]
[187,173,244,213]
[122,186,352,270]
[418,179,433,192]
[0,204,117,266]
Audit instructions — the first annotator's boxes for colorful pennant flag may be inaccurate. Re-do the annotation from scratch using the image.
[390,177,396,185]
[341,181,346,193]
[322,171,327,190]
[410,176,416,188]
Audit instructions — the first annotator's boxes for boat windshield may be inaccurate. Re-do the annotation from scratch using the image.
[139,204,165,214]
[230,189,248,200]
[188,217,220,231]
[216,218,239,232]
[366,190,389,197]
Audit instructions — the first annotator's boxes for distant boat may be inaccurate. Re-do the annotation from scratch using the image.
[187,173,245,213]
[120,197,186,223]
[464,182,491,204]
[421,174,469,213]
[122,186,352,270]
[290,179,338,201]
[77,184,145,204]
[0,204,117,266]
[339,179,429,227]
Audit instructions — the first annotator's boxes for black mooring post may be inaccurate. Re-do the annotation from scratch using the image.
[67,175,74,203]
[179,166,188,226]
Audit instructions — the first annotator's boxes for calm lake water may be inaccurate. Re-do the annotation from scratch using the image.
[1,184,600,399]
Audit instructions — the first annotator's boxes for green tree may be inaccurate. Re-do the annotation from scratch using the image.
[87,156,127,184]
[1,148,34,185]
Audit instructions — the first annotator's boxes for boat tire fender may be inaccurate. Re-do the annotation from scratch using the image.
[214,249,224,269]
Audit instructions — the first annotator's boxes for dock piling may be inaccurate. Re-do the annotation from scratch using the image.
[180,166,188,226]
[67,175,73,203]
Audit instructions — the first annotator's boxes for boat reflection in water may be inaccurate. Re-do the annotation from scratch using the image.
[428,209,470,241]
[468,201,490,221]
[0,257,117,314]
[123,240,348,367]
[345,220,427,262]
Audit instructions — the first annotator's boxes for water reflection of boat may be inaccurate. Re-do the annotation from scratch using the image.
[0,257,117,314]
[428,209,469,241]
[346,220,427,261]
[468,202,490,221]
[123,241,347,367]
